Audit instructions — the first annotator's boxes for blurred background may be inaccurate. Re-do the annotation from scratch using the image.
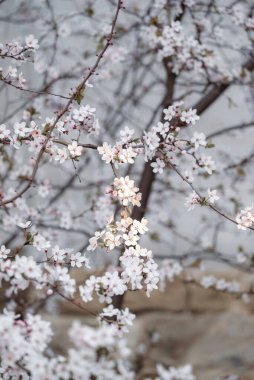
[1,1,254,379]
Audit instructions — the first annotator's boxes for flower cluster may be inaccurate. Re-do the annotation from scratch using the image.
[111,176,142,207]
[71,104,100,136]
[50,244,90,268]
[153,363,196,380]
[0,100,99,175]
[87,215,148,252]
[143,102,213,179]
[158,259,183,291]
[184,191,201,211]
[140,11,248,84]
[99,305,135,334]
[0,311,53,379]
[185,189,219,211]
[0,312,135,380]
[98,141,137,165]
[67,321,135,379]
[120,244,159,297]
[68,141,83,159]
[0,245,10,261]
[80,176,159,325]
[0,35,39,89]
[79,271,127,304]
[97,102,216,186]
[98,126,137,166]
[201,276,240,293]
[0,239,89,299]
[141,20,218,77]
[235,206,254,230]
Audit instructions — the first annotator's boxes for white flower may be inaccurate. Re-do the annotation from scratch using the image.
[199,155,216,175]
[51,245,67,263]
[151,158,165,174]
[0,245,10,260]
[25,34,39,50]
[16,221,32,229]
[45,265,75,297]
[18,72,26,87]
[180,108,199,125]
[98,142,114,164]
[55,120,66,133]
[0,124,10,139]
[70,252,90,268]
[79,278,95,302]
[156,363,196,380]
[33,234,51,252]
[99,306,135,334]
[191,132,207,150]
[156,121,170,138]
[207,188,219,204]
[236,206,254,230]
[159,259,183,290]
[143,130,160,151]
[119,146,137,164]
[14,122,30,137]
[131,218,148,235]
[55,148,68,163]
[7,66,17,77]
[200,275,216,289]
[87,230,105,251]
[163,105,176,121]
[119,126,134,143]
[123,230,140,246]
[112,176,141,207]
[68,141,83,158]
[184,191,200,211]
[72,104,96,122]
[104,231,122,250]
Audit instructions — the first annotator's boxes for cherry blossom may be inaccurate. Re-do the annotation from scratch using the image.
[25,34,39,50]
[184,191,201,211]
[151,158,166,174]
[207,189,220,204]
[0,245,10,261]
[191,132,207,150]
[156,364,196,380]
[236,206,254,230]
[0,124,10,139]
[99,305,135,334]
[180,108,200,125]
[68,141,83,158]
[112,176,142,207]
[119,126,135,143]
